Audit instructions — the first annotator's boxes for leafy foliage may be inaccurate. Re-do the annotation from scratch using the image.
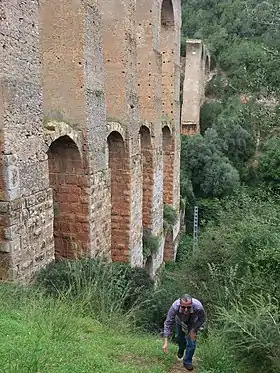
[181,0,280,95]
[163,204,178,231]
[35,258,154,314]
[142,229,160,259]
[181,133,240,197]
[218,295,280,372]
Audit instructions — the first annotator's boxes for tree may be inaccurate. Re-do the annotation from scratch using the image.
[181,0,280,95]
[181,132,240,198]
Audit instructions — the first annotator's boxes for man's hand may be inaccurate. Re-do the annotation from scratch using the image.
[188,330,196,341]
[162,339,168,354]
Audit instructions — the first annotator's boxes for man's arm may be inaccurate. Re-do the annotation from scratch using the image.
[162,302,177,354]
[163,303,176,338]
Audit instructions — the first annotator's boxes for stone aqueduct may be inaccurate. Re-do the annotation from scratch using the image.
[0,0,182,281]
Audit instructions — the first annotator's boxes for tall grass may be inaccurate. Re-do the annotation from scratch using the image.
[35,258,153,328]
[196,332,238,373]
[217,295,280,372]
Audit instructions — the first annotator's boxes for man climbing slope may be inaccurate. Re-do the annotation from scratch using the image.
[162,294,206,371]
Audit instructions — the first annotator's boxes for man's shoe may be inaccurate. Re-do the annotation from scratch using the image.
[177,349,184,361]
[184,364,193,371]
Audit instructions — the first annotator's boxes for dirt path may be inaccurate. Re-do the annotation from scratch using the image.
[169,361,190,372]
[168,357,200,373]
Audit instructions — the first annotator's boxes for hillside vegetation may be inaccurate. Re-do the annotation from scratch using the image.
[178,0,280,372]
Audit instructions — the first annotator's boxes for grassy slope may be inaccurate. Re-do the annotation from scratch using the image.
[0,284,176,373]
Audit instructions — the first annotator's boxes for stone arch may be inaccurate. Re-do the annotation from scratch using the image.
[161,121,173,134]
[200,45,205,73]
[162,125,174,205]
[142,122,155,137]
[44,121,83,155]
[107,122,126,142]
[47,135,89,260]
[161,0,175,28]
[158,0,181,29]
[201,45,205,61]
[140,126,154,229]
[160,0,176,121]
[107,131,131,262]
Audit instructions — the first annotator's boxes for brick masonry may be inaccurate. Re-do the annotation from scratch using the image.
[48,136,90,260]
[0,0,183,281]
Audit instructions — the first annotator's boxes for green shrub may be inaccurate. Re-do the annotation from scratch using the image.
[218,295,280,372]
[181,133,240,198]
[142,229,160,259]
[259,137,280,191]
[163,204,178,232]
[135,271,187,334]
[199,101,223,134]
[35,258,154,324]
[175,234,193,264]
[196,331,238,373]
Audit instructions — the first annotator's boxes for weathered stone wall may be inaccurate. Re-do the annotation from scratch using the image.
[181,39,211,135]
[0,0,53,281]
[107,130,131,263]
[136,0,182,272]
[88,171,111,260]
[100,0,143,266]
[84,1,111,260]
[0,0,182,281]
[39,0,86,126]
[39,0,111,264]
[162,125,175,205]
[163,230,174,262]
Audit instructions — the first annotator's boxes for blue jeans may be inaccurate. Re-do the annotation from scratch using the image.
[176,323,196,366]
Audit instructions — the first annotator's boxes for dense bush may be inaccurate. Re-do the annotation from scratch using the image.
[142,229,160,259]
[218,295,280,372]
[163,204,178,232]
[259,137,280,191]
[35,258,154,322]
[200,101,223,134]
[196,332,238,373]
[181,133,240,198]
